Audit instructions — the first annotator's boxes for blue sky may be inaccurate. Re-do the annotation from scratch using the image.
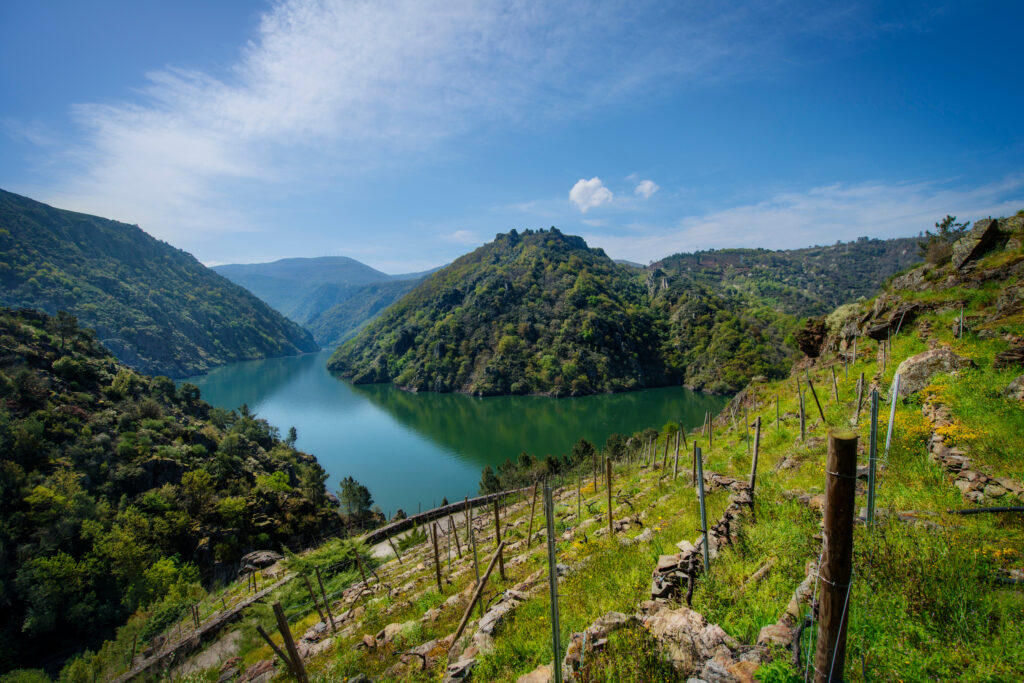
[2,1,1023,272]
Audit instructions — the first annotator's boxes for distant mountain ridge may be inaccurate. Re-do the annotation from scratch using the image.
[329,228,923,395]
[213,256,432,346]
[0,189,318,377]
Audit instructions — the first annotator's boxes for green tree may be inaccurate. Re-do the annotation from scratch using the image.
[570,438,596,466]
[50,310,78,350]
[479,466,501,494]
[337,476,374,529]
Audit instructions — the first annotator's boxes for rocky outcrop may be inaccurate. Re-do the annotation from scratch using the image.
[924,401,1024,505]
[1004,375,1024,401]
[894,349,974,396]
[994,345,1024,369]
[952,218,1002,270]
[795,318,827,358]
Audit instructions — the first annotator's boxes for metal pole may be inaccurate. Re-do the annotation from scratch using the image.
[696,446,710,573]
[867,389,879,525]
[544,480,563,683]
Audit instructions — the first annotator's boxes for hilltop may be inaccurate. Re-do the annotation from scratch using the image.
[329,228,676,396]
[0,189,318,377]
[49,211,1023,683]
[0,308,339,672]
[330,229,921,396]
[213,257,430,347]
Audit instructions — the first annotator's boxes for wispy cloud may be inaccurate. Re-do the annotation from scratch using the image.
[634,179,659,199]
[441,229,480,245]
[36,0,868,244]
[584,176,1024,263]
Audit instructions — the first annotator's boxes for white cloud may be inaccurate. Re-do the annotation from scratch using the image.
[584,176,1024,263]
[635,179,659,199]
[34,0,869,245]
[442,229,480,245]
[570,177,614,213]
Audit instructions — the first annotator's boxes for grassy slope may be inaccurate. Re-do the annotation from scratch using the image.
[62,226,1024,683]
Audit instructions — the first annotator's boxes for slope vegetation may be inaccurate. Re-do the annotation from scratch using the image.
[74,211,1023,683]
[214,257,427,347]
[329,228,675,396]
[330,229,920,396]
[0,189,318,377]
[0,308,338,673]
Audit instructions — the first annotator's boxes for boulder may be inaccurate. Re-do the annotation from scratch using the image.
[239,550,284,568]
[952,218,1001,270]
[516,664,552,683]
[795,318,827,358]
[894,349,974,396]
[994,346,1024,369]
[1004,376,1024,401]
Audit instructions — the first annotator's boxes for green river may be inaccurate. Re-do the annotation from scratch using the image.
[190,350,727,516]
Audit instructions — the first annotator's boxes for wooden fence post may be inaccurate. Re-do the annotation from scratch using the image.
[744,405,750,454]
[807,377,827,423]
[799,389,806,441]
[696,446,710,573]
[814,431,859,683]
[867,389,879,525]
[468,504,482,617]
[691,439,697,485]
[303,574,326,624]
[749,417,762,509]
[256,625,294,676]
[315,566,336,632]
[449,513,463,558]
[273,601,309,683]
[431,523,444,593]
[527,481,539,548]
[606,457,613,535]
[776,395,780,430]
[854,372,865,426]
[450,541,506,652]
[662,437,669,470]
[544,480,564,683]
[493,499,506,581]
[831,366,840,403]
[673,431,681,481]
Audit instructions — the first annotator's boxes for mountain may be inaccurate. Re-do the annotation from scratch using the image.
[652,236,919,317]
[0,189,318,378]
[213,256,430,346]
[329,229,924,396]
[329,228,679,396]
[0,307,338,672]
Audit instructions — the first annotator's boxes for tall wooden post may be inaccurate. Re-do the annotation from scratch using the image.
[744,405,750,454]
[314,567,336,632]
[776,395,780,430]
[807,378,826,423]
[449,513,463,558]
[799,389,806,441]
[661,437,669,470]
[431,523,444,593]
[527,481,539,548]
[450,541,506,653]
[749,417,762,500]
[273,602,309,683]
[303,574,326,624]
[695,446,710,573]
[679,421,687,449]
[831,366,840,403]
[606,457,613,535]
[544,481,564,683]
[708,413,713,449]
[468,504,482,616]
[854,372,865,426]
[814,431,859,683]
[577,470,581,522]
[492,499,506,581]
[673,431,681,480]
[867,389,879,525]
[691,440,698,485]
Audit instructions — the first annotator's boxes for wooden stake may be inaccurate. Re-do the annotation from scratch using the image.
[696,446,710,573]
[814,431,859,683]
[577,470,581,522]
[867,389,879,525]
[606,457,613,536]
[314,566,336,632]
[527,481,539,548]
[464,496,472,546]
[256,625,293,675]
[750,417,762,500]
[673,430,681,480]
[854,372,865,426]
[691,439,698,485]
[468,505,482,617]
[449,513,462,558]
[679,420,687,449]
[303,574,326,624]
[544,481,564,683]
[776,395,780,430]
[831,365,840,403]
[744,405,750,454]
[386,535,403,563]
[431,523,444,593]
[807,377,826,424]
[272,602,309,683]
[492,499,506,581]
[449,540,506,653]
[708,412,713,449]
[799,389,806,441]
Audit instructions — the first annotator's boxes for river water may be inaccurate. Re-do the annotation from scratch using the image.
[190,351,727,516]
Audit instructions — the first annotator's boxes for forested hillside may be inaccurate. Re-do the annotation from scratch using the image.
[0,308,338,672]
[329,228,675,396]
[0,189,318,377]
[214,257,428,347]
[330,229,921,395]
[654,236,919,316]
